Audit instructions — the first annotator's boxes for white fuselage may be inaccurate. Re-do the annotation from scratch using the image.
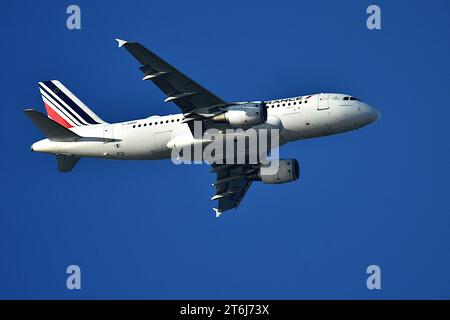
[31,93,380,159]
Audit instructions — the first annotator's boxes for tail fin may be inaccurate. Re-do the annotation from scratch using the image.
[38,80,106,128]
[24,109,80,142]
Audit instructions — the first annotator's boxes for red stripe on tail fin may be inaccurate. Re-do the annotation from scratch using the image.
[44,103,73,128]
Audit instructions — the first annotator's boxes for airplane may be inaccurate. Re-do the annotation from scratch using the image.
[25,39,380,217]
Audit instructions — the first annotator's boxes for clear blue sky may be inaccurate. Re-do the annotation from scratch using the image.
[1,0,449,299]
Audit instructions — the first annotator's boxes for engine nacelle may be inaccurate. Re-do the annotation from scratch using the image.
[248,159,300,184]
[212,102,267,127]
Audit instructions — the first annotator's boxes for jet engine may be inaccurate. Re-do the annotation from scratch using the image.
[212,102,267,127]
[248,159,300,184]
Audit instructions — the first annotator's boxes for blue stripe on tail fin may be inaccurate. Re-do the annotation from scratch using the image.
[38,80,107,127]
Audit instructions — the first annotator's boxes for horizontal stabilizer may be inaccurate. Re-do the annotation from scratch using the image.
[56,154,80,172]
[24,109,80,142]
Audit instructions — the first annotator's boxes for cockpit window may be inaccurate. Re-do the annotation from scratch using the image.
[343,96,360,101]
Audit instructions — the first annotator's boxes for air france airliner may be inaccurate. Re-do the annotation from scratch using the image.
[25,39,380,217]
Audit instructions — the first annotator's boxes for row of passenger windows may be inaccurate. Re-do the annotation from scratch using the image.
[268,100,308,108]
[132,99,311,128]
[132,117,185,128]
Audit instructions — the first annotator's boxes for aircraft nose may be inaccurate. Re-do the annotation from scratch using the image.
[369,106,380,122]
[361,103,380,124]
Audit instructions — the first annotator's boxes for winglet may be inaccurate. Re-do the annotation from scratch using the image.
[213,208,222,218]
[115,38,128,48]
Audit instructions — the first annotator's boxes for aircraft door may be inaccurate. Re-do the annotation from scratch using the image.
[103,124,123,157]
[318,93,329,110]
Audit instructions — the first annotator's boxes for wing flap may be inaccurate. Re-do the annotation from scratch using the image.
[211,163,256,217]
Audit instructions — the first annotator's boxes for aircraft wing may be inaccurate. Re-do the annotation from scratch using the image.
[116,39,227,113]
[211,164,258,217]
